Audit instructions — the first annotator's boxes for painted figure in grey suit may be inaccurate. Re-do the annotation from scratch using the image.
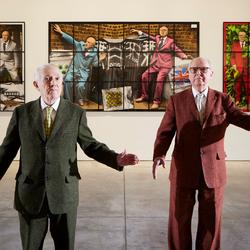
[53,24,106,106]
[0,64,139,250]
[0,30,20,82]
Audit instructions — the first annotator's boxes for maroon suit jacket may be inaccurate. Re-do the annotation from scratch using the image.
[153,88,250,188]
[230,41,247,74]
[141,33,187,68]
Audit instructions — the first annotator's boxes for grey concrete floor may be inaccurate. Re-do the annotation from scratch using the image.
[0,161,249,250]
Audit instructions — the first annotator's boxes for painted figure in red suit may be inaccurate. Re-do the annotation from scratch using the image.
[153,57,250,249]
[131,26,191,109]
[230,30,249,105]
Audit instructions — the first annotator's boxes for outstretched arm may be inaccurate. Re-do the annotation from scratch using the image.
[117,150,139,166]
[53,24,63,35]
[0,109,21,180]
[130,29,141,35]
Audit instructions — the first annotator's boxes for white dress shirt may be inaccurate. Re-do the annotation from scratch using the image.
[192,87,208,123]
[40,97,60,123]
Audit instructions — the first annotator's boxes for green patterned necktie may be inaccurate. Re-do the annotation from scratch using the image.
[44,106,53,137]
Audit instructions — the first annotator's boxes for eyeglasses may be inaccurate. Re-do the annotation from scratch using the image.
[189,67,210,74]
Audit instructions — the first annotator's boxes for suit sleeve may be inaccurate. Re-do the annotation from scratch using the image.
[230,43,236,65]
[62,32,81,49]
[77,111,123,171]
[153,96,176,160]
[225,94,250,130]
[0,109,21,179]
[171,42,187,59]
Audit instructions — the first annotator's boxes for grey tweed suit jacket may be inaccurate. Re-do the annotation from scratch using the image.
[0,97,123,215]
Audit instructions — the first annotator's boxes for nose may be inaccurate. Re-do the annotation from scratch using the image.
[196,69,202,74]
[49,78,59,87]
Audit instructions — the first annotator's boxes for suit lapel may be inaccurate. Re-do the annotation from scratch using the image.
[203,88,217,127]
[48,98,67,139]
[30,98,46,141]
[186,88,200,121]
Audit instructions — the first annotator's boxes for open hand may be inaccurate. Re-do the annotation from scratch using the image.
[117,150,139,166]
[152,156,165,179]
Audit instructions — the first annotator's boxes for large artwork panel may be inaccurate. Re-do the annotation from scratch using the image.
[223,22,250,112]
[49,22,199,111]
[0,22,25,111]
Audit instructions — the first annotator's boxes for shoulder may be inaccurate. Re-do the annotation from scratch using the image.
[9,40,17,47]
[209,88,227,98]
[60,98,86,115]
[209,88,231,107]
[167,37,174,42]
[172,88,191,100]
[16,99,37,111]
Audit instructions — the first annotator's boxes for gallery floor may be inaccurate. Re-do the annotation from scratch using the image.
[0,161,249,250]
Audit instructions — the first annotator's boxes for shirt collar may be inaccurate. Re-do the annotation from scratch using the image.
[3,40,9,45]
[161,36,167,42]
[192,87,208,98]
[40,97,60,111]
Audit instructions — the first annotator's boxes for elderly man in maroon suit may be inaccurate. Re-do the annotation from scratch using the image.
[131,26,191,109]
[230,30,249,105]
[152,57,250,249]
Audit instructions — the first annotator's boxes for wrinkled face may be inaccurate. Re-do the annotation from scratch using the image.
[238,31,246,42]
[188,57,213,93]
[2,31,10,42]
[33,66,63,105]
[85,37,96,49]
[159,26,168,37]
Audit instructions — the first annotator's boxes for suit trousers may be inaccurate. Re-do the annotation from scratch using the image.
[141,65,170,104]
[168,174,224,250]
[234,68,249,103]
[18,196,77,250]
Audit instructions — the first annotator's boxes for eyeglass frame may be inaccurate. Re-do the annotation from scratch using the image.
[188,67,210,74]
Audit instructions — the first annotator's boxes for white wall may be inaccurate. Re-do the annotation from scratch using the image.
[1,0,250,160]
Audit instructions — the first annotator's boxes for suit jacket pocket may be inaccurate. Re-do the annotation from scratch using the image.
[65,175,80,183]
[60,129,75,139]
[17,174,34,184]
[209,112,227,126]
[212,112,226,120]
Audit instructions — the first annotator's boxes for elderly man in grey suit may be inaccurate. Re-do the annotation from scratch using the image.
[0,64,139,250]
[0,30,20,82]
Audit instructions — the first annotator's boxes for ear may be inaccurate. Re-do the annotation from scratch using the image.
[33,81,39,89]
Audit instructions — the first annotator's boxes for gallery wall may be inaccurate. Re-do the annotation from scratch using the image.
[1,0,250,160]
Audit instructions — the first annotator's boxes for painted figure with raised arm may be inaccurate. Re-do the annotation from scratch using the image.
[53,24,106,106]
[131,26,191,109]
[153,57,250,249]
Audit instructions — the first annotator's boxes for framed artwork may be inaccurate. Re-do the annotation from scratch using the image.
[0,22,25,112]
[223,22,250,112]
[49,22,199,111]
